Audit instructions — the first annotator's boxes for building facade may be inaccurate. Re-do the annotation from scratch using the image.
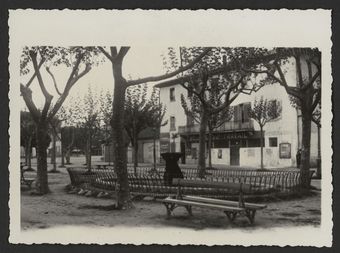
[155,58,319,168]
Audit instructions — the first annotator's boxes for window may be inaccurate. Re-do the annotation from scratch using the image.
[268,100,281,119]
[269,137,278,147]
[233,103,250,123]
[170,116,176,131]
[170,87,175,101]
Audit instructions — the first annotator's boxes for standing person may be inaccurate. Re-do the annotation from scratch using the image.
[296,149,302,168]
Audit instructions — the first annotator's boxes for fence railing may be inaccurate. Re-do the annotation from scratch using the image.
[67,166,307,197]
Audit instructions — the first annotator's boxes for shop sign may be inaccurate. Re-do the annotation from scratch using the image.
[279,143,291,159]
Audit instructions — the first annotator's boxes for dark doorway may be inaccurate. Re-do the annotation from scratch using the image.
[180,142,186,164]
[230,140,241,166]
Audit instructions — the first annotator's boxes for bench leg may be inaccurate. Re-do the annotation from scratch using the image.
[224,211,238,223]
[163,203,176,218]
[185,205,193,216]
[245,209,256,224]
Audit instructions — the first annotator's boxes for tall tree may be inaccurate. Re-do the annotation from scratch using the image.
[147,88,168,171]
[180,77,233,169]
[57,100,80,166]
[20,111,36,170]
[20,46,96,194]
[124,84,151,173]
[98,46,210,209]
[76,86,101,171]
[248,96,281,170]
[99,90,113,165]
[165,47,258,177]
[241,48,321,187]
[48,116,62,173]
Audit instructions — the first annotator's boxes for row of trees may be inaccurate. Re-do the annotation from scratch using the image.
[20,46,320,209]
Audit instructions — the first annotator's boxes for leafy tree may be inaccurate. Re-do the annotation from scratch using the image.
[147,88,168,171]
[48,115,62,173]
[248,96,282,170]
[241,48,321,188]
[99,90,113,165]
[20,111,36,170]
[57,100,80,166]
[76,86,101,171]
[124,84,154,173]
[165,47,257,177]
[20,46,97,194]
[98,46,210,209]
[180,77,233,169]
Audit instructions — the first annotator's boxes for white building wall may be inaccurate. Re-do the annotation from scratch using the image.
[211,148,230,166]
[160,84,187,154]
[157,57,318,168]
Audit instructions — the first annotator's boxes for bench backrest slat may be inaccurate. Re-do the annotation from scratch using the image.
[172,178,252,192]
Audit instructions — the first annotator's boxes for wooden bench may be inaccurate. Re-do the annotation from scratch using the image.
[159,178,267,224]
[21,165,35,189]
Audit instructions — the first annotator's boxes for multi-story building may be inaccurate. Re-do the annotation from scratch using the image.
[155,59,319,168]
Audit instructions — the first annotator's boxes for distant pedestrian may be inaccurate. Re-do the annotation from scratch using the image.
[296,149,302,167]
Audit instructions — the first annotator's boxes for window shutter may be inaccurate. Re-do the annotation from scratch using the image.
[243,102,251,122]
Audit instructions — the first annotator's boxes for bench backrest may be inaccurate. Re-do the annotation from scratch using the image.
[172,178,252,193]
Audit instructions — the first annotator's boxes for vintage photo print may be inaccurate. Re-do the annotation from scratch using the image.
[8,9,332,246]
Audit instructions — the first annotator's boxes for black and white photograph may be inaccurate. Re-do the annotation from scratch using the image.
[8,9,332,246]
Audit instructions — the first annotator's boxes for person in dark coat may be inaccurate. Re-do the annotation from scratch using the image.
[296,149,302,168]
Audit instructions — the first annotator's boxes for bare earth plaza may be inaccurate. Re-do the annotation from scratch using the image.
[8,9,332,246]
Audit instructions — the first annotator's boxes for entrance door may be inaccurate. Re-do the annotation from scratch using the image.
[230,146,240,166]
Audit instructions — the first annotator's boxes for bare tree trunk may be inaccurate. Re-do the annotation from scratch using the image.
[111,63,132,209]
[24,143,29,166]
[208,127,212,169]
[153,133,157,171]
[86,133,92,171]
[300,111,312,188]
[133,139,138,175]
[133,120,138,174]
[27,139,32,169]
[65,149,71,164]
[35,121,50,194]
[316,125,321,178]
[260,126,264,170]
[50,132,58,172]
[60,141,65,167]
[198,109,208,178]
[65,128,74,165]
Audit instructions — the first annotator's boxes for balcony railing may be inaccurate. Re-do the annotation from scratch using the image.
[178,120,254,135]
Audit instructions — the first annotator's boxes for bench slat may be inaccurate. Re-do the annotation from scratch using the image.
[183,195,267,209]
[160,197,245,212]
[172,178,252,192]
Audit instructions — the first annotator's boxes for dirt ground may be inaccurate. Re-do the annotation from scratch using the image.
[21,165,321,231]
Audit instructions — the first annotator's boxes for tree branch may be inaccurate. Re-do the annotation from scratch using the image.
[20,84,40,123]
[30,50,53,103]
[117,47,130,60]
[98,46,114,62]
[295,55,304,88]
[26,58,45,88]
[311,89,321,112]
[302,70,320,90]
[127,48,211,86]
[46,67,62,96]
[48,63,91,120]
